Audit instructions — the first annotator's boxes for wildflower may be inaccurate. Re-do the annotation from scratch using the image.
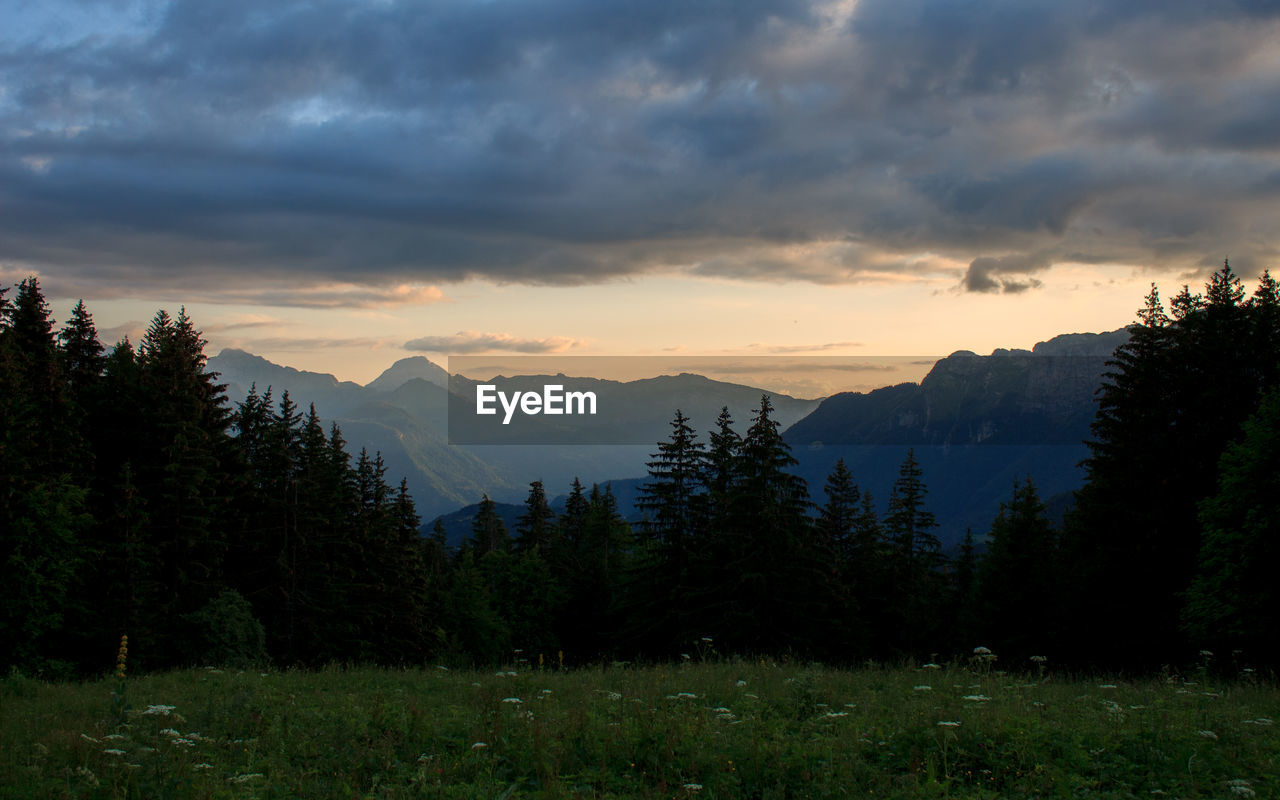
[1029,655,1048,663]
[471,742,488,749]
[103,749,126,756]
[1098,684,1117,689]
[103,734,124,741]
[1198,730,1218,740]
[922,663,942,669]
[229,773,264,783]
[195,763,213,770]
[962,695,991,701]
[1244,717,1273,726]
[973,646,992,655]
[736,680,747,687]
[683,783,703,791]
[159,728,180,737]
[436,665,449,671]
[937,721,961,727]
[913,685,932,691]
[1199,649,1214,658]
[676,692,697,699]
[116,635,128,679]
[502,697,522,704]
[824,711,849,718]
[172,738,195,747]
[713,707,731,713]
[700,637,713,643]
[81,734,100,743]
[1227,779,1257,797]
[143,705,177,716]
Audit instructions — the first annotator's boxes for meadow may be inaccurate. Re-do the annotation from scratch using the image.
[3,655,1278,799]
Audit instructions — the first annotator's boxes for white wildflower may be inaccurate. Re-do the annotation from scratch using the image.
[913,685,932,691]
[502,697,522,704]
[973,646,992,655]
[229,773,264,784]
[962,695,991,702]
[937,721,961,727]
[713,707,730,713]
[143,705,176,716]
[683,783,703,790]
[471,742,487,749]
[159,728,180,737]
[194,763,213,770]
[1227,778,1256,797]
[736,680,747,687]
[103,749,126,756]
[80,734,100,743]
[1198,730,1218,740]
[1098,684,1117,689]
[103,734,125,741]
[172,738,195,747]
[1029,655,1048,663]
[824,711,849,718]
[922,663,942,669]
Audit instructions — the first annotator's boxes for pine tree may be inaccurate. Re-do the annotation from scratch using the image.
[515,480,557,553]
[628,411,707,655]
[1063,265,1271,666]
[1183,385,1280,661]
[0,278,89,673]
[58,300,105,402]
[881,449,943,655]
[719,395,826,655]
[470,494,510,556]
[974,478,1058,660]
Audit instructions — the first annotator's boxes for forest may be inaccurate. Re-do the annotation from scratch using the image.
[2,262,1278,677]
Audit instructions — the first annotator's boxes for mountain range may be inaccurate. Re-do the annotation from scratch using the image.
[208,328,1128,548]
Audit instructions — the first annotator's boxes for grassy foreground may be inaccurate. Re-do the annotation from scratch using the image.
[3,660,1278,799]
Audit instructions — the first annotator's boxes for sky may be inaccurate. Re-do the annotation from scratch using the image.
[3,0,1280,391]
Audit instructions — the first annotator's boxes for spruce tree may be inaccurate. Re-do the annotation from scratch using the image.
[882,449,943,655]
[470,494,510,556]
[1183,385,1280,661]
[515,480,557,553]
[974,478,1058,660]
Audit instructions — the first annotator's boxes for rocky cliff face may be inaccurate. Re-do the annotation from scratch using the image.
[785,329,1128,447]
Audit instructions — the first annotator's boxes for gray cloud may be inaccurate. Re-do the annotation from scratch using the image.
[404,331,582,354]
[3,0,1280,297]
[962,251,1052,294]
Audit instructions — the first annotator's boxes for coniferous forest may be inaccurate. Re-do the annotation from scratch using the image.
[3,262,1280,677]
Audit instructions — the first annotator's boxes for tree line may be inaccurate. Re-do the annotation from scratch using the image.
[3,261,1279,675]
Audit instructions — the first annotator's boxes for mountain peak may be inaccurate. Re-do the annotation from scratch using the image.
[366,355,450,392]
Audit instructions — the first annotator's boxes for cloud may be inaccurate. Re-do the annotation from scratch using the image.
[234,336,389,350]
[3,0,1280,296]
[746,341,863,353]
[962,251,1051,294]
[404,330,582,354]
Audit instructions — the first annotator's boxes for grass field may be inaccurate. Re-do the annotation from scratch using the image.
[4,657,1278,799]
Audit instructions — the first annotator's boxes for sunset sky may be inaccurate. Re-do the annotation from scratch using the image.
[4,0,1279,389]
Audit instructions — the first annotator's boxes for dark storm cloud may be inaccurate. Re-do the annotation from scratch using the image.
[3,0,1280,299]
